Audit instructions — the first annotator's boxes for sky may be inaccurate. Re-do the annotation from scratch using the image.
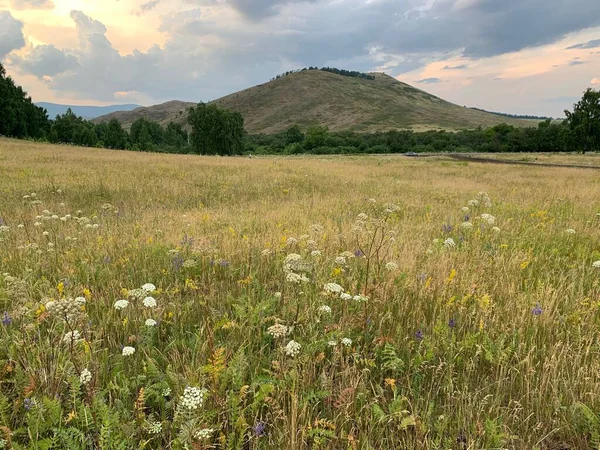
[1,0,599,117]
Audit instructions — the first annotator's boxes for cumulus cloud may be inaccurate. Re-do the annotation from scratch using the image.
[0,11,25,59]
[11,45,79,78]
[567,39,600,49]
[10,0,53,10]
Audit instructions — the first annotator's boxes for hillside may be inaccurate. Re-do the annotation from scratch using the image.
[94,71,533,133]
[38,102,141,119]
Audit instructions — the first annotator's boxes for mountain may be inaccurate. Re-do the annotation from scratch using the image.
[94,71,534,133]
[37,102,142,120]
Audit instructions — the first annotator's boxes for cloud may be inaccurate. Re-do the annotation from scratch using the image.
[592,78,600,85]
[567,38,600,49]
[417,77,441,84]
[138,0,161,14]
[11,45,79,78]
[568,60,585,66]
[10,0,53,10]
[0,11,25,59]
[226,0,321,20]
[443,64,468,70]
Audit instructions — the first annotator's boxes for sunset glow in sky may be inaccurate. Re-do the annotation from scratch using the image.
[1,0,599,117]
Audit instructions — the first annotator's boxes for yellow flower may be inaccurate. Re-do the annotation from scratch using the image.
[57,282,65,296]
[331,267,342,277]
[478,294,491,311]
[520,261,530,270]
[479,319,484,331]
[122,318,128,326]
[384,378,396,389]
[83,288,92,300]
[446,269,456,284]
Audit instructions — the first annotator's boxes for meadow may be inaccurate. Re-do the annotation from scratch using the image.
[0,139,600,449]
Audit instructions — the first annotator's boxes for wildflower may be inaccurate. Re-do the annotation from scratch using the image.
[318,305,332,314]
[328,340,338,347]
[357,213,368,221]
[461,222,473,230]
[443,238,456,249]
[310,250,322,257]
[353,294,369,303]
[335,256,346,265]
[23,398,35,410]
[145,318,157,327]
[443,224,453,233]
[340,293,352,301]
[143,297,157,308]
[566,229,576,234]
[284,340,301,357]
[385,262,399,271]
[18,224,24,228]
[323,283,344,295]
[180,386,207,410]
[129,288,146,299]
[148,421,162,434]
[274,292,282,298]
[448,318,456,328]
[354,249,364,257]
[114,299,129,310]
[341,337,352,347]
[461,207,470,213]
[162,387,172,397]
[415,330,424,341]
[74,296,86,307]
[286,272,309,283]
[63,330,81,344]
[42,231,49,236]
[261,249,272,256]
[532,303,543,316]
[286,237,298,246]
[2,312,12,326]
[480,214,496,225]
[195,428,214,440]
[142,283,156,292]
[593,261,600,268]
[307,239,317,249]
[467,199,479,207]
[80,368,92,385]
[183,259,197,268]
[267,323,288,338]
[311,224,324,233]
[122,346,136,356]
[254,421,267,437]
[492,227,501,233]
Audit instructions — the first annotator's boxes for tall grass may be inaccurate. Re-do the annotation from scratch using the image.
[0,139,599,449]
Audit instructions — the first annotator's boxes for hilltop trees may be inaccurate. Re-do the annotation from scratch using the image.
[565,88,600,153]
[0,62,49,138]
[188,103,244,155]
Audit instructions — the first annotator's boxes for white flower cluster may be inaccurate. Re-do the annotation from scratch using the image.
[477,191,493,208]
[566,229,576,234]
[80,368,92,385]
[267,323,289,338]
[328,340,338,347]
[114,299,129,310]
[310,250,322,257]
[385,262,399,271]
[145,319,157,327]
[335,256,347,266]
[444,238,456,249]
[284,340,301,357]
[480,214,496,226]
[143,296,157,308]
[261,249,272,256]
[341,338,352,347]
[286,272,310,284]
[122,346,136,356]
[180,386,208,410]
[195,428,214,440]
[318,305,332,314]
[45,297,86,320]
[593,260,600,268]
[323,283,344,295]
[63,330,81,344]
[148,421,162,434]
[461,222,473,230]
[283,253,310,283]
[142,283,156,292]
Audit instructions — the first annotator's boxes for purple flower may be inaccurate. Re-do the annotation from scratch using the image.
[254,421,266,437]
[532,303,543,316]
[24,398,35,410]
[415,330,424,341]
[0,217,4,226]
[418,273,428,283]
[180,234,195,248]
[464,215,470,222]
[443,224,453,233]
[172,255,184,271]
[219,260,230,267]
[448,318,456,328]
[2,312,11,326]
[354,249,364,258]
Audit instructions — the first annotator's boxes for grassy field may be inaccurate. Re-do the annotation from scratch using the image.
[1,139,600,449]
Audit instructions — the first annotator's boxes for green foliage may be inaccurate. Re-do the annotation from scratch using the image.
[0,62,49,139]
[104,119,129,150]
[188,102,244,155]
[565,88,600,153]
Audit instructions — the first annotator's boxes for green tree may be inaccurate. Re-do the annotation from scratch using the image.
[188,103,244,155]
[164,122,188,151]
[284,125,304,145]
[565,88,600,153]
[103,119,129,150]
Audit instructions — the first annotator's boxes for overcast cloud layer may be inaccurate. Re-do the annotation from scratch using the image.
[1,0,600,117]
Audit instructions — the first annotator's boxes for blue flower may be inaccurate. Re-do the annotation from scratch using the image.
[415,330,424,340]
[172,255,184,271]
[443,224,453,233]
[448,318,456,328]
[254,421,266,437]
[24,398,35,410]
[532,303,543,316]
[354,249,364,258]
[2,312,11,326]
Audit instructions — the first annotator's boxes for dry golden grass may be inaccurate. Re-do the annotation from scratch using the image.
[1,139,600,449]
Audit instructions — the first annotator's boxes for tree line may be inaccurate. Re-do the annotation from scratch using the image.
[1,62,599,155]
[271,67,375,81]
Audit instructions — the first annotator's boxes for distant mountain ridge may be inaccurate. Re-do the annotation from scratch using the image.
[37,102,142,120]
[94,71,535,133]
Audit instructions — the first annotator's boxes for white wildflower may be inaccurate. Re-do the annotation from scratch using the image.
[122,346,136,356]
[492,227,501,233]
[261,249,272,256]
[284,340,301,357]
[566,229,576,234]
[461,222,473,230]
[461,207,470,213]
[341,338,352,347]
[148,421,162,434]
[145,318,157,327]
[340,293,352,301]
[63,330,81,344]
[385,262,399,271]
[286,237,298,246]
[180,386,207,410]
[444,238,456,249]
[310,250,322,257]
[142,283,156,292]
[318,305,332,314]
[357,213,368,221]
[195,428,214,440]
[143,297,157,308]
[267,323,289,338]
[114,299,129,310]
[274,292,282,298]
[467,199,479,207]
[480,214,496,225]
[323,283,344,295]
[593,261,600,268]
[286,272,309,283]
[80,368,92,385]
[328,340,338,347]
[335,256,346,265]
[353,294,369,303]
